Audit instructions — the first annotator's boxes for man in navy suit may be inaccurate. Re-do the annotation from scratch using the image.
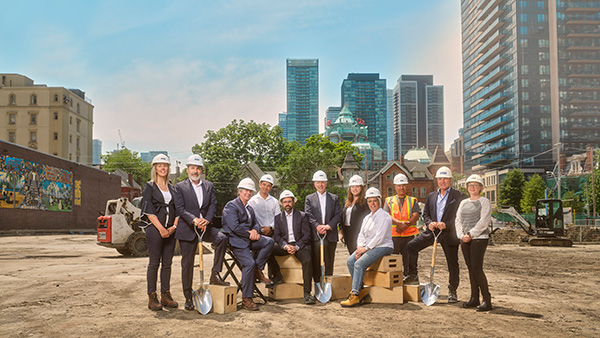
[222,178,274,311]
[404,166,465,303]
[273,190,315,305]
[173,154,229,311]
[305,170,341,282]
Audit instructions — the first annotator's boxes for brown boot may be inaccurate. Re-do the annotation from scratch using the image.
[160,290,178,308]
[255,269,271,284]
[242,297,259,311]
[210,271,230,286]
[148,292,162,311]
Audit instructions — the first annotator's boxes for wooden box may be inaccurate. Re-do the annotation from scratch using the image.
[324,275,352,300]
[268,283,304,300]
[363,270,403,288]
[367,255,402,272]
[275,255,303,269]
[206,284,237,314]
[281,268,304,284]
[403,284,423,303]
[363,286,404,304]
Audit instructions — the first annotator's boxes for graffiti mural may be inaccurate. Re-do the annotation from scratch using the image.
[0,155,73,211]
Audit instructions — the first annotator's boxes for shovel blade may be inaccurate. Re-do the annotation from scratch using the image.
[314,282,332,303]
[421,282,440,306]
[192,288,213,315]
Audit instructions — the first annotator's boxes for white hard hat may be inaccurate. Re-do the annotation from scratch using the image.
[466,174,484,186]
[393,173,409,185]
[365,187,381,199]
[151,154,170,165]
[279,189,297,203]
[186,154,204,167]
[312,170,328,182]
[435,166,452,178]
[259,174,274,185]
[348,175,364,186]
[237,178,256,192]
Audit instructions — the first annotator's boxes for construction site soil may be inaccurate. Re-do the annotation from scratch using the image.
[0,235,598,338]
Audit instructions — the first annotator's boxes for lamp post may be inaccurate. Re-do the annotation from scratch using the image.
[547,170,561,200]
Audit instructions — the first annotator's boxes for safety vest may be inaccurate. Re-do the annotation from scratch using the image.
[385,195,419,237]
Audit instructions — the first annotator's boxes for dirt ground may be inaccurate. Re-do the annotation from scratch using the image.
[0,235,598,338]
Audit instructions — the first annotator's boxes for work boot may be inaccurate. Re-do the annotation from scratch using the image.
[255,269,272,284]
[242,297,259,311]
[304,293,316,305]
[210,271,230,286]
[340,292,361,307]
[403,274,419,285]
[184,299,194,311]
[476,299,492,312]
[448,288,458,303]
[148,292,162,311]
[463,296,480,308]
[160,290,178,308]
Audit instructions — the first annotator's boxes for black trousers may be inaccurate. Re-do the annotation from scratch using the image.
[461,239,491,301]
[145,225,176,294]
[311,240,337,283]
[179,227,228,302]
[341,225,360,255]
[272,244,313,294]
[392,235,415,277]
[406,234,460,290]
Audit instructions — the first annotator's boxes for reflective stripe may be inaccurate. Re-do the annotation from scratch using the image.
[386,196,419,237]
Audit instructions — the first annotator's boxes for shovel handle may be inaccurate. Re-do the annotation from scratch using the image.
[320,240,325,266]
[431,240,438,268]
[198,241,204,273]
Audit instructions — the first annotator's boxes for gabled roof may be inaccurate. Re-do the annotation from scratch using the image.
[403,160,434,179]
[430,145,451,165]
[112,169,142,189]
[341,152,360,170]
[376,161,414,180]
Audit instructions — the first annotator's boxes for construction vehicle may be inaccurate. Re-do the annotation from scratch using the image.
[495,199,573,247]
[96,197,149,256]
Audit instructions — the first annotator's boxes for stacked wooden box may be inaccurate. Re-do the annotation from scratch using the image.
[324,275,352,300]
[205,284,237,314]
[268,255,304,300]
[362,255,404,304]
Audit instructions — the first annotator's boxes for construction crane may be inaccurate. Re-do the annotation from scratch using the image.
[118,129,125,150]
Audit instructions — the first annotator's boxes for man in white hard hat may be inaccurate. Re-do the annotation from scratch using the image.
[404,166,465,304]
[222,178,274,311]
[383,173,421,277]
[272,190,315,304]
[173,154,230,311]
[305,170,341,282]
[248,174,282,284]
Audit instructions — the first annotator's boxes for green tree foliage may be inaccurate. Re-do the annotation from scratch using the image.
[586,149,600,216]
[562,190,584,214]
[520,174,547,213]
[498,168,525,212]
[101,148,152,185]
[453,172,467,195]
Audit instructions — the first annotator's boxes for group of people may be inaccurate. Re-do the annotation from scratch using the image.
[142,153,493,313]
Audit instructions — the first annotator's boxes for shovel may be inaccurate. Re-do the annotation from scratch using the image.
[314,233,332,303]
[192,228,212,315]
[422,229,442,306]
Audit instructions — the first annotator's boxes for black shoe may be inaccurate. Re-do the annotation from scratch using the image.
[448,289,458,303]
[403,274,419,285]
[304,293,316,305]
[271,274,284,286]
[184,300,194,311]
[476,300,492,312]
[210,271,230,286]
[463,297,480,308]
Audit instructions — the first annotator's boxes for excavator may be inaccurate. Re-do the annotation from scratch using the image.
[495,199,573,247]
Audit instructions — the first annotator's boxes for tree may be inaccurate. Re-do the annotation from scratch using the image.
[562,190,584,214]
[521,174,546,213]
[498,168,525,212]
[453,172,467,195]
[101,148,152,185]
[586,149,600,217]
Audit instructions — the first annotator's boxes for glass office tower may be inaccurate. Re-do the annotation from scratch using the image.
[286,59,319,144]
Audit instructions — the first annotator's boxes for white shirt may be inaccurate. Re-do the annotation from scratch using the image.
[344,205,353,226]
[248,193,280,228]
[357,208,394,250]
[160,190,172,205]
[285,211,296,243]
[190,179,204,218]
[317,191,327,224]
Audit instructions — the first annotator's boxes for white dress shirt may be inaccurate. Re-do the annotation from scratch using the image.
[317,191,327,224]
[357,208,394,250]
[190,179,203,218]
[285,211,296,243]
[248,193,280,228]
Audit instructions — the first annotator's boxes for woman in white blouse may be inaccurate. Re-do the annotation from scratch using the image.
[341,187,394,307]
[455,174,492,312]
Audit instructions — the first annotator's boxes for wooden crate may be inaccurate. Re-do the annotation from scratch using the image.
[206,284,237,314]
[324,275,352,300]
[367,255,402,272]
[363,286,404,304]
[268,283,304,300]
[280,268,304,284]
[275,255,303,269]
[403,284,423,303]
[363,270,403,288]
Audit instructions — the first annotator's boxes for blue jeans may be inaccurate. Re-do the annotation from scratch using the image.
[347,246,393,294]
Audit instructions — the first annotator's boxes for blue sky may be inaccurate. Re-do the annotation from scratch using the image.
[1,0,462,166]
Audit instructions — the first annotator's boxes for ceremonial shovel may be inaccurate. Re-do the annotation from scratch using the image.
[314,233,332,303]
[192,228,212,315]
[422,229,442,306]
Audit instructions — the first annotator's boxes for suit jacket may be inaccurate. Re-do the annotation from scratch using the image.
[422,188,465,245]
[222,197,260,249]
[141,182,178,227]
[340,202,370,236]
[173,179,218,242]
[305,191,341,243]
[274,209,311,250]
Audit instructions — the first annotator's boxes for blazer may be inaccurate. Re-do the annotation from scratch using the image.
[173,179,218,242]
[340,202,370,234]
[274,209,311,250]
[141,182,178,227]
[422,188,465,245]
[222,197,260,249]
[305,191,341,243]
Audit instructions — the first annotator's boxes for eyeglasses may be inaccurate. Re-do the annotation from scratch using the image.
[467,183,480,188]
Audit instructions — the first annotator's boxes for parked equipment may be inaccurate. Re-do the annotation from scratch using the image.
[96,197,149,256]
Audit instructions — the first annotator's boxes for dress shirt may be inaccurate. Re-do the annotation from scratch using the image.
[190,179,204,218]
[344,205,353,226]
[436,187,451,222]
[285,210,296,243]
[318,191,327,224]
[356,208,394,250]
[248,193,280,228]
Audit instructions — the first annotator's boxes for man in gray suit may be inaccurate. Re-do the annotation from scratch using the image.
[173,154,229,311]
[305,170,341,282]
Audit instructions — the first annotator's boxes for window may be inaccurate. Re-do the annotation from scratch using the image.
[520,26,528,35]
[522,92,529,100]
[540,65,550,74]
[8,113,16,125]
[523,118,530,127]
[522,79,529,87]
[76,155,80,162]
[30,131,37,143]
[8,131,15,143]
[53,153,58,156]
[69,154,72,160]
[54,112,58,120]
[539,52,549,61]
[76,119,81,132]
[30,94,37,105]
[491,190,496,203]
[70,117,72,124]
[539,39,549,48]
[76,137,80,150]
[538,14,547,22]
[386,175,391,181]
[523,144,531,152]
[54,94,58,102]
[520,1,527,8]
[520,14,527,22]
[541,118,551,127]
[412,187,418,197]
[537,1,545,9]
[541,131,551,139]
[521,65,529,74]
[70,135,72,143]
[420,187,427,198]
[387,187,393,197]
[53,132,58,140]
[77,103,80,114]
[520,39,528,48]
[9,94,16,105]
[30,113,37,125]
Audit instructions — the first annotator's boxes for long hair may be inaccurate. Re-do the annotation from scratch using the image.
[345,185,366,208]
[150,163,170,184]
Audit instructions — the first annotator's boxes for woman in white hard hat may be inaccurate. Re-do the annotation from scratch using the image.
[455,174,492,312]
[341,187,394,307]
[141,154,179,311]
[340,175,369,254]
